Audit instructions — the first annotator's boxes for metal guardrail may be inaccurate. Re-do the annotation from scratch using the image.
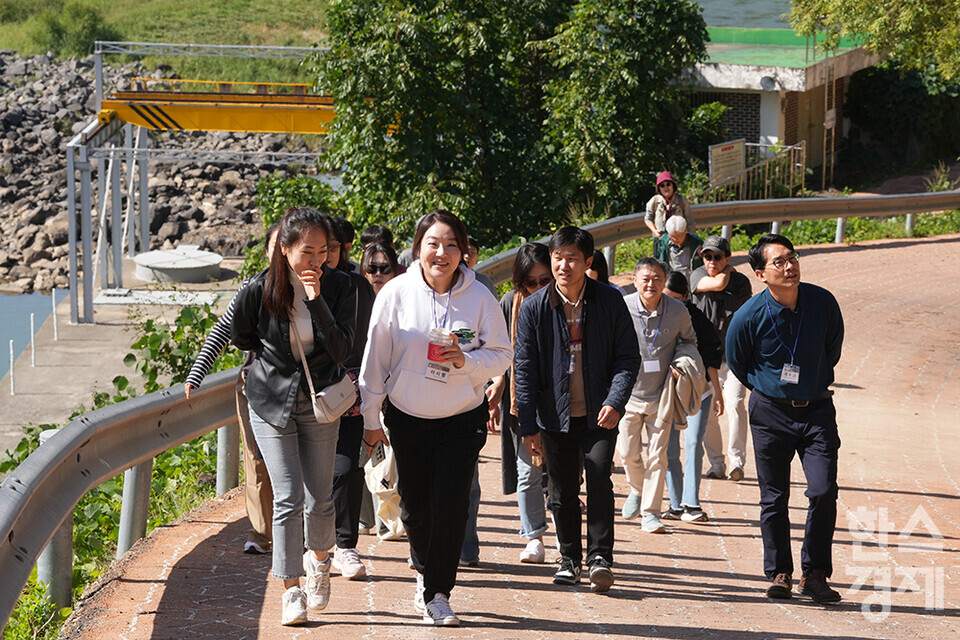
[476,190,960,284]
[0,368,240,626]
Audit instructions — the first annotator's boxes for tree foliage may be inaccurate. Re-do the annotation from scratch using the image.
[842,61,960,165]
[309,0,709,243]
[790,0,960,80]
[309,0,575,244]
[541,0,708,217]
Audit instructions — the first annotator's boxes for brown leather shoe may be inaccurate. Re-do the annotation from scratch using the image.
[766,572,792,599]
[800,569,842,603]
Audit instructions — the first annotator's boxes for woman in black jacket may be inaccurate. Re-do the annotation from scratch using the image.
[662,271,723,523]
[232,207,356,626]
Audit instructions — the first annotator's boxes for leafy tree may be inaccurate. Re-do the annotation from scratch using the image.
[309,0,710,241]
[308,0,576,244]
[789,0,960,80]
[541,0,708,218]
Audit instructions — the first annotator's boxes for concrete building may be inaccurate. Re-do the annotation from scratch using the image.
[685,27,881,170]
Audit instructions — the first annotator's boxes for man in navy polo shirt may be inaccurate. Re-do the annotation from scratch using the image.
[726,234,844,604]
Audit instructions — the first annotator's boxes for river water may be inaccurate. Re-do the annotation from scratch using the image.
[0,292,55,379]
[701,0,792,29]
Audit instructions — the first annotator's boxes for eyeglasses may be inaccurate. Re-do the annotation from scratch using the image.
[367,263,393,275]
[524,275,552,289]
[765,252,800,270]
[701,252,724,262]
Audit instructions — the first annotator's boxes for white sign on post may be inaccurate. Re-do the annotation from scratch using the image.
[708,138,746,185]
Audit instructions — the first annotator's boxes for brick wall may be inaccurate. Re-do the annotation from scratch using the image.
[688,91,761,142]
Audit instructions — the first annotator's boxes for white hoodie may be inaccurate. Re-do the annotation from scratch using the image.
[359,261,513,429]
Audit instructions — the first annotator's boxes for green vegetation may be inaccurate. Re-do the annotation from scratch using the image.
[308,0,714,247]
[790,0,960,80]
[0,302,244,640]
[0,0,328,81]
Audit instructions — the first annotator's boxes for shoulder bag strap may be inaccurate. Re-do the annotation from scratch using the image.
[290,320,318,398]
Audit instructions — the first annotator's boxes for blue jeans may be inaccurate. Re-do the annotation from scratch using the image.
[249,391,339,580]
[666,393,711,510]
[516,439,547,539]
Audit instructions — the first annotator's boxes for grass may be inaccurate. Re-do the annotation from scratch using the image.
[0,0,329,82]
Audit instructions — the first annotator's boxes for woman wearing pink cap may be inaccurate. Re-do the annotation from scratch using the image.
[644,171,696,238]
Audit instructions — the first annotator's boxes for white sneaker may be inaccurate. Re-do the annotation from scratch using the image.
[333,547,367,580]
[423,593,460,626]
[519,538,545,564]
[303,551,331,610]
[413,573,426,614]
[281,586,308,626]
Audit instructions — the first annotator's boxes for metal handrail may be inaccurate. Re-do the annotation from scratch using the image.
[701,142,806,202]
[0,368,240,626]
[476,190,960,285]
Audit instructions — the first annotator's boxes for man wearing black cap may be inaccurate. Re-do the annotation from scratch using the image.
[726,233,844,604]
[690,235,753,481]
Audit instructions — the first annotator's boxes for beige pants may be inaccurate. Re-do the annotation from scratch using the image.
[617,399,673,516]
[236,375,273,547]
[703,363,749,472]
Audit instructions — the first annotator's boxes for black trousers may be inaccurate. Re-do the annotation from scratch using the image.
[749,393,840,579]
[540,417,617,566]
[333,414,365,549]
[385,399,487,602]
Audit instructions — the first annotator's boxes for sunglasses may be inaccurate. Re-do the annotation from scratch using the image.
[367,263,393,275]
[701,252,724,262]
[524,275,552,289]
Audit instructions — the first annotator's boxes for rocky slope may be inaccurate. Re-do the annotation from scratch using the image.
[0,51,316,294]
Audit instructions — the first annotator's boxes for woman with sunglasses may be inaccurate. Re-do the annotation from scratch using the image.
[323,219,377,580]
[485,242,553,564]
[644,170,696,239]
[361,242,400,294]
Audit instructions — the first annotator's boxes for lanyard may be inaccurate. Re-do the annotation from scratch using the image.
[764,297,804,364]
[432,289,452,329]
[671,242,688,267]
[568,300,585,346]
[636,294,665,355]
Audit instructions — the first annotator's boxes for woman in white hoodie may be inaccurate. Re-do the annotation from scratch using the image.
[360,210,512,627]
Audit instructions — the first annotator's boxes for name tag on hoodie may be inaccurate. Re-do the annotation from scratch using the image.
[426,361,450,383]
[643,360,661,373]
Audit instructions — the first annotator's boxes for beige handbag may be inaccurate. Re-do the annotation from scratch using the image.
[291,321,355,424]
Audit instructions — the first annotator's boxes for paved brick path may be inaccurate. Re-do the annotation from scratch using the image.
[61,236,960,640]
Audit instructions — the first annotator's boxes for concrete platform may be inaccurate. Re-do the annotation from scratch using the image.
[133,245,223,283]
[0,256,244,456]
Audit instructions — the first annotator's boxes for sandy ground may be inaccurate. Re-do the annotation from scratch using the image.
[56,235,960,640]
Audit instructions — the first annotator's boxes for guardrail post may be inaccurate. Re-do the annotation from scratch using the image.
[216,422,240,496]
[771,221,782,234]
[117,460,153,557]
[721,225,732,241]
[603,245,617,277]
[834,217,846,244]
[36,430,73,609]
[905,213,916,236]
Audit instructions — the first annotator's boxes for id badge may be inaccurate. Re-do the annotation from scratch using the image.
[780,363,800,384]
[643,359,661,373]
[425,361,451,383]
[568,343,582,374]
